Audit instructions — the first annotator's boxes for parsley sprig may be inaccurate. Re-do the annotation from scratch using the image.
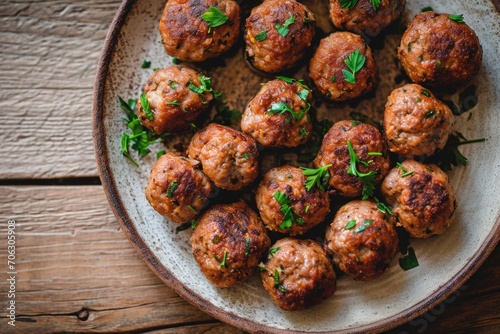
[119,96,164,167]
[274,190,304,229]
[188,74,221,101]
[449,14,464,23]
[346,140,377,199]
[275,13,295,37]
[140,93,154,120]
[301,165,331,191]
[267,102,306,122]
[339,0,380,11]
[201,6,229,33]
[399,247,419,270]
[343,50,366,84]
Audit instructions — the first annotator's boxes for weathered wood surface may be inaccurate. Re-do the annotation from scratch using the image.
[0,186,498,333]
[0,0,499,333]
[0,1,121,179]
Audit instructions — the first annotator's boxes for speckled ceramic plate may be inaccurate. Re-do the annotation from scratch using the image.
[93,1,500,333]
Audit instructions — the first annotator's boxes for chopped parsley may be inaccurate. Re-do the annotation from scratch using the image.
[374,197,394,216]
[188,74,221,100]
[267,102,305,122]
[399,247,419,270]
[344,219,356,230]
[339,0,380,11]
[167,181,178,198]
[201,6,229,33]
[343,50,366,84]
[396,162,414,177]
[219,251,228,268]
[140,93,154,120]
[269,247,280,256]
[156,150,166,159]
[274,270,287,293]
[449,14,464,23]
[141,60,151,69]
[244,237,251,256]
[354,219,373,233]
[275,13,295,37]
[255,30,267,41]
[175,220,199,233]
[347,140,377,199]
[301,165,331,191]
[274,190,304,229]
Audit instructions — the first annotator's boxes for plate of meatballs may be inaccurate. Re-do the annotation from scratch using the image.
[93,0,500,333]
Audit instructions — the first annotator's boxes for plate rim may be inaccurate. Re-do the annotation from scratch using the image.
[92,1,500,333]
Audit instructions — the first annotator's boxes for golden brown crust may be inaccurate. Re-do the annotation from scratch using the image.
[255,165,330,236]
[398,11,483,87]
[328,0,405,37]
[383,84,454,158]
[159,0,241,62]
[380,160,457,238]
[244,0,316,73]
[313,120,390,198]
[187,123,259,190]
[308,32,378,102]
[145,151,213,223]
[261,238,336,311]
[241,78,313,148]
[324,200,398,281]
[137,65,213,135]
[190,200,271,288]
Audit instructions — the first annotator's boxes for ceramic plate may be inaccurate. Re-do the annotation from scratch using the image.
[93,1,500,332]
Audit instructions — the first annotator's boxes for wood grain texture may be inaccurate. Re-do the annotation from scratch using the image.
[0,185,498,333]
[0,1,122,179]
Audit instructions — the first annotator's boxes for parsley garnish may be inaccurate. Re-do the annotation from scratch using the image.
[167,181,178,198]
[175,220,199,233]
[347,140,377,199]
[267,102,305,122]
[273,190,303,229]
[156,150,166,159]
[449,14,464,23]
[399,247,419,270]
[273,270,287,293]
[244,238,251,256]
[345,219,356,230]
[269,247,280,256]
[166,100,180,106]
[212,92,241,126]
[339,0,380,11]
[300,165,332,191]
[220,251,228,268]
[275,13,295,37]
[141,60,151,69]
[140,93,153,120]
[188,74,221,101]
[374,197,394,216]
[396,162,414,177]
[421,89,430,97]
[119,96,163,167]
[276,76,310,89]
[201,6,229,33]
[354,219,373,233]
[343,50,366,84]
[255,30,267,41]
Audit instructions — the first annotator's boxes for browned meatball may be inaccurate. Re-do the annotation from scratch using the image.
[159,0,240,62]
[145,152,213,223]
[383,84,454,158]
[261,238,336,311]
[398,11,483,87]
[313,120,390,198]
[309,32,378,102]
[381,160,457,238]
[241,77,313,148]
[190,200,271,288]
[137,65,214,135]
[244,0,316,73]
[255,165,330,236]
[324,199,398,281]
[187,123,259,190]
[329,0,405,37]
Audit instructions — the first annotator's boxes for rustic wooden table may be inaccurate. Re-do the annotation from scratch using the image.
[0,1,499,333]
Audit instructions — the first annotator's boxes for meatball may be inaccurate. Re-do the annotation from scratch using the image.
[380,160,457,238]
[383,84,454,158]
[187,123,259,190]
[145,152,213,223]
[137,65,214,135]
[313,120,390,198]
[324,199,399,281]
[255,165,330,236]
[159,0,240,62]
[241,77,313,148]
[328,0,405,37]
[261,238,336,311]
[244,0,316,73]
[398,11,483,87]
[190,200,271,288]
[309,32,378,102]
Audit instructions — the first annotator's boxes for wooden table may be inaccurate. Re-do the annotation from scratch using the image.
[1,1,499,333]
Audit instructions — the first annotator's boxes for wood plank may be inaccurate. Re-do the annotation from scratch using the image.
[0,185,498,333]
[0,1,122,179]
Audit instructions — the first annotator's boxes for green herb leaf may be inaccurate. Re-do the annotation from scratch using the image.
[374,197,394,216]
[370,0,381,10]
[212,92,241,126]
[274,190,303,229]
[300,164,332,191]
[345,219,356,230]
[220,251,228,268]
[255,30,267,41]
[201,6,229,33]
[339,0,358,9]
[354,219,373,233]
[188,74,221,100]
[275,13,295,37]
[172,57,180,64]
[167,181,178,198]
[267,102,305,122]
[421,89,430,97]
[140,93,153,120]
[166,100,180,106]
[141,60,151,69]
[343,50,366,84]
[449,14,464,23]
[421,6,434,12]
[244,237,251,256]
[399,247,419,270]
[269,247,280,256]
[347,140,378,199]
